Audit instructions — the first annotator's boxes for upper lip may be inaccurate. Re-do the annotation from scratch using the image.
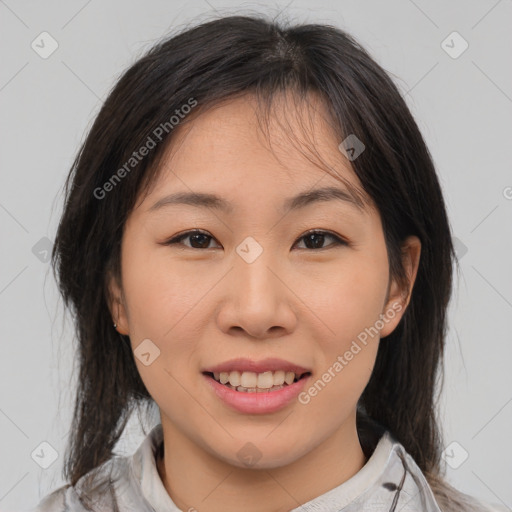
[202,358,312,375]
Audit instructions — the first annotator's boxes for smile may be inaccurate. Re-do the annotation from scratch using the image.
[204,370,310,393]
[202,371,312,414]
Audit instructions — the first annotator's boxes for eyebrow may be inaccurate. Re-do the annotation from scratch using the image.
[148,186,365,214]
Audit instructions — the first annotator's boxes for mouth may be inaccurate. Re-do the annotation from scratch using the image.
[202,370,312,393]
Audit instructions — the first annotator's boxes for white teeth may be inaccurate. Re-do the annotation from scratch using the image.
[234,384,285,393]
[211,370,305,389]
[240,372,258,388]
[273,370,285,386]
[284,371,295,385]
[257,371,273,389]
[228,371,241,387]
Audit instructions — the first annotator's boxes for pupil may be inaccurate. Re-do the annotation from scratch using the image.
[306,233,324,249]
[191,234,209,248]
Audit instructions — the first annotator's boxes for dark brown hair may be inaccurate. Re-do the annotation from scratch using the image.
[51,13,481,510]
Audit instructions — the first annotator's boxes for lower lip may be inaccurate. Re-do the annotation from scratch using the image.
[203,373,311,414]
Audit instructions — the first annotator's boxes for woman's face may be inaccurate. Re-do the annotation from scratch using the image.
[110,93,419,470]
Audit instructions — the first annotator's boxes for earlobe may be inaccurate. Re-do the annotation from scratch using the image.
[401,235,421,309]
[379,235,421,338]
[113,299,130,335]
[107,273,130,336]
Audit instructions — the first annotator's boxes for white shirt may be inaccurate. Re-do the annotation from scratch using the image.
[30,423,506,511]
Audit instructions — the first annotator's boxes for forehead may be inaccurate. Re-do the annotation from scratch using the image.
[138,92,370,213]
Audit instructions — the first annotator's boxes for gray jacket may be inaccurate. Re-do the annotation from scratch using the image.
[29,424,506,512]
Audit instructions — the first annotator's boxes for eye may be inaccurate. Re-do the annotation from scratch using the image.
[163,229,348,251]
[294,230,347,250]
[164,230,221,249]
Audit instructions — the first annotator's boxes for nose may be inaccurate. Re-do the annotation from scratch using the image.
[216,246,298,340]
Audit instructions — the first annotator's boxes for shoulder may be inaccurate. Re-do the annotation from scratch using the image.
[27,483,82,512]
[29,455,134,512]
[385,432,507,512]
[29,424,165,512]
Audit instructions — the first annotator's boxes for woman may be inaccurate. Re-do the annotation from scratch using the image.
[32,14,505,512]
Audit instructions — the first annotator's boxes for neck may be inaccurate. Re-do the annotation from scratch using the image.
[156,413,367,512]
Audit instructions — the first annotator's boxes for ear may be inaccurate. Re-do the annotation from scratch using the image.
[107,271,130,336]
[379,235,421,338]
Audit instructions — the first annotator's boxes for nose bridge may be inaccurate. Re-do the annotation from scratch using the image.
[217,234,296,338]
[233,235,279,308]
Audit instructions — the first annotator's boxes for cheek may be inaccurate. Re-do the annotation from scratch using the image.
[121,243,209,338]
[298,253,387,403]
[121,245,205,413]
[302,256,389,342]
[299,330,379,424]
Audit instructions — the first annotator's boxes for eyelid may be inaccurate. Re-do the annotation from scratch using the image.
[163,229,349,249]
[163,229,219,248]
[295,229,349,249]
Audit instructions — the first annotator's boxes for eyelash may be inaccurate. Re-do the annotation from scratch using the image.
[163,229,348,251]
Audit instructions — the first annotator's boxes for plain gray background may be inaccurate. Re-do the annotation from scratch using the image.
[1,0,511,510]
